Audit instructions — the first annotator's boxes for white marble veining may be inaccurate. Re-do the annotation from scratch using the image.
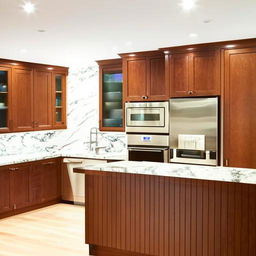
[0,65,127,166]
[77,161,256,185]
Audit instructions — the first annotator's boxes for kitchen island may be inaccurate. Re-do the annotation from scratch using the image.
[75,161,256,256]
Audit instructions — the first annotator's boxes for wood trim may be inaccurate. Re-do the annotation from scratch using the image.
[119,50,164,58]
[160,37,256,54]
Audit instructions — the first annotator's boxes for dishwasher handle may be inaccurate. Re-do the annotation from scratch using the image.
[128,147,168,153]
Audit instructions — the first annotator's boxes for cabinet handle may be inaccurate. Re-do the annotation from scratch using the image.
[188,91,194,95]
[142,96,149,100]
[9,167,19,171]
[225,159,229,166]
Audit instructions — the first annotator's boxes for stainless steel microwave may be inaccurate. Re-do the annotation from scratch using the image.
[125,101,169,134]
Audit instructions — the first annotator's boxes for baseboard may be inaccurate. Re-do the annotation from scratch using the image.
[0,198,61,220]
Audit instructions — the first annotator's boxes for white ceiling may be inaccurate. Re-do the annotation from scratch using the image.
[0,0,256,67]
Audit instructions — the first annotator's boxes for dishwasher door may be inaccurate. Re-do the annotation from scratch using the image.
[62,158,107,205]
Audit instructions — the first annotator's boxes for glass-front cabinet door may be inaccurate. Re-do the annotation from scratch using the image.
[0,67,11,132]
[53,73,67,129]
[98,59,124,131]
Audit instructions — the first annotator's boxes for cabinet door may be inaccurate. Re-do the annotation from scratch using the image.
[53,73,67,129]
[191,50,221,96]
[11,165,31,209]
[0,167,12,213]
[29,163,44,204]
[169,53,191,97]
[124,57,147,101]
[100,66,124,132]
[12,67,34,131]
[224,48,256,168]
[147,56,168,100]
[42,160,61,201]
[0,66,12,133]
[34,70,53,130]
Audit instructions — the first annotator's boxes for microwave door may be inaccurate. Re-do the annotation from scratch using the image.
[126,107,165,127]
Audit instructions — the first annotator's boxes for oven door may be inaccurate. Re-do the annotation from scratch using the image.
[128,147,169,163]
[126,102,169,133]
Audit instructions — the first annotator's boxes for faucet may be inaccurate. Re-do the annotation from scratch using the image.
[89,127,98,151]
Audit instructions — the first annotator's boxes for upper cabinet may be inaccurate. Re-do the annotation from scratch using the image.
[120,51,168,102]
[97,59,124,132]
[12,67,34,132]
[0,59,68,134]
[223,47,256,169]
[166,49,221,97]
[53,72,67,129]
[0,66,11,133]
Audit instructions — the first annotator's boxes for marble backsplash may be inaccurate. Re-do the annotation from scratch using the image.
[0,66,127,157]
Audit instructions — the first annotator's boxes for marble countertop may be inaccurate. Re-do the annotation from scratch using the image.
[0,152,127,167]
[75,160,256,185]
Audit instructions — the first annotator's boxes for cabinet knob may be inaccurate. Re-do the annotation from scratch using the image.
[188,91,193,95]
[142,96,149,100]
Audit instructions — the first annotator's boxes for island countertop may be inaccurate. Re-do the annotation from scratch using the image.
[74,160,256,185]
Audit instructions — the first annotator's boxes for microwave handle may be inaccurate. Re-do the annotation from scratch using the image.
[128,147,167,153]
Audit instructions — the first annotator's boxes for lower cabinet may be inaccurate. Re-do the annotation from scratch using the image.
[0,158,61,218]
[0,168,12,213]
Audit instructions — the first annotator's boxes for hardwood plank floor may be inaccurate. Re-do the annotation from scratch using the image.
[0,204,90,256]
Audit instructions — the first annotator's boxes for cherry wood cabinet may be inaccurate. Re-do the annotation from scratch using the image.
[224,47,256,169]
[0,158,61,219]
[11,164,31,209]
[120,51,168,102]
[0,66,12,133]
[168,49,221,97]
[97,59,124,132]
[33,69,53,130]
[0,59,68,133]
[12,67,34,132]
[0,167,12,213]
[53,72,67,129]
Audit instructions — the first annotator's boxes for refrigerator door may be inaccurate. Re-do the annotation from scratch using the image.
[169,97,218,164]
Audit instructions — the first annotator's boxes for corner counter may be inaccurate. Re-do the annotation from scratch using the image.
[75,161,256,256]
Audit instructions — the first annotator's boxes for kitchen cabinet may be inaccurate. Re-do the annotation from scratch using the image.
[0,158,61,219]
[167,49,221,97]
[33,69,53,130]
[11,164,31,209]
[120,51,167,102]
[0,59,68,134]
[53,72,67,129]
[224,47,256,169]
[97,59,124,132]
[0,66,12,133]
[12,67,34,132]
[0,167,12,213]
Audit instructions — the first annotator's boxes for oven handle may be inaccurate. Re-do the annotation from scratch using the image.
[128,147,168,153]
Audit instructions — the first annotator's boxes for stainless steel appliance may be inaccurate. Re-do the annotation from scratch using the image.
[127,134,169,163]
[169,97,219,166]
[125,101,170,163]
[125,101,169,134]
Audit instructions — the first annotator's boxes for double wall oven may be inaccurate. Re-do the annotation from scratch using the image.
[125,102,169,163]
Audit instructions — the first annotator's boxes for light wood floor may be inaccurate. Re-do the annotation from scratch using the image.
[0,204,90,256]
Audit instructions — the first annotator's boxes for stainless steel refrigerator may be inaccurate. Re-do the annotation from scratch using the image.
[169,97,219,166]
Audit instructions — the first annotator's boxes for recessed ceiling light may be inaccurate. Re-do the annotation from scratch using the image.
[189,33,198,38]
[203,19,213,24]
[22,2,35,14]
[226,44,236,48]
[180,0,197,11]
